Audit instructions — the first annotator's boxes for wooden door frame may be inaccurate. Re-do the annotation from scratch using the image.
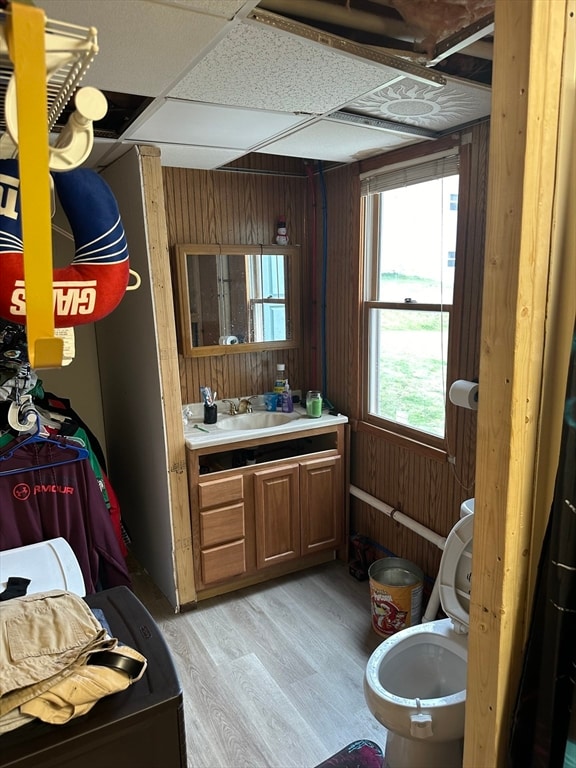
[465,1,575,765]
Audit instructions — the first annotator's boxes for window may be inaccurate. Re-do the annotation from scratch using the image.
[361,154,459,445]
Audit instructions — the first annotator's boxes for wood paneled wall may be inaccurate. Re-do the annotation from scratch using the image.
[163,124,489,584]
[309,163,362,410]
[321,124,490,581]
[163,156,309,404]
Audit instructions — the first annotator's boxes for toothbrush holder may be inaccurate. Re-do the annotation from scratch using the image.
[203,403,217,424]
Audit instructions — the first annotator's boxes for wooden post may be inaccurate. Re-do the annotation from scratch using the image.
[139,146,197,609]
[464,1,573,766]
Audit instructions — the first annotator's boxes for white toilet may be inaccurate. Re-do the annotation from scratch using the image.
[364,500,474,768]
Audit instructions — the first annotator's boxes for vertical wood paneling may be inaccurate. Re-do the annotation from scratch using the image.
[321,126,490,582]
[318,164,362,414]
[164,158,308,404]
[449,122,490,497]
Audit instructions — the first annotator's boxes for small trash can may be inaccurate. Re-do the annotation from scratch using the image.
[369,557,424,638]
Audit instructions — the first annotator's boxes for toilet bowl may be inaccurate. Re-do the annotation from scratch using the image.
[364,504,474,768]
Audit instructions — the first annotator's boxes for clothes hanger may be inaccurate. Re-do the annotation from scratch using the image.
[0,404,89,477]
[7,393,38,433]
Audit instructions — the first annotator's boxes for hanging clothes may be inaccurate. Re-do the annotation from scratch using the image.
[32,386,108,474]
[40,418,127,557]
[0,437,131,593]
[0,318,130,592]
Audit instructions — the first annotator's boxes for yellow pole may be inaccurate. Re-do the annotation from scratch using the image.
[6,1,63,368]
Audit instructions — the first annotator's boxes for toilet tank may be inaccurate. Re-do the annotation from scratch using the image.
[460,498,475,517]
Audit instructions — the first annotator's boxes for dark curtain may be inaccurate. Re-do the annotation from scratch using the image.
[509,326,576,767]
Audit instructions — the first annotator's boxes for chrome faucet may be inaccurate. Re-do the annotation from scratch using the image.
[222,396,257,415]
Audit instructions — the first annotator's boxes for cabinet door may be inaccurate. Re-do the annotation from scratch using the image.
[300,455,342,554]
[253,464,299,568]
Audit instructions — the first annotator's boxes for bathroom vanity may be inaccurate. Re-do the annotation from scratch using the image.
[184,406,348,600]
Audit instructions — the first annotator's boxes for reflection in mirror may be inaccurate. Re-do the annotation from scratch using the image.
[175,244,300,356]
[247,252,286,342]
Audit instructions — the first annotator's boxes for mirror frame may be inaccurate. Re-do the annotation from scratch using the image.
[175,243,301,357]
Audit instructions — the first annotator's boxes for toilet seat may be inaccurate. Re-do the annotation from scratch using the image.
[364,619,468,742]
[437,513,474,633]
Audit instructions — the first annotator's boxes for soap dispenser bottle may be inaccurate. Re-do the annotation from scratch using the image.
[281,381,294,413]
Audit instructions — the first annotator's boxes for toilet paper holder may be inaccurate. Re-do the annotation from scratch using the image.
[448,379,479,411]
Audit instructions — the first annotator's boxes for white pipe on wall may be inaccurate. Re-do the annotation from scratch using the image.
[350,485,447,551]
[349,484,445,621]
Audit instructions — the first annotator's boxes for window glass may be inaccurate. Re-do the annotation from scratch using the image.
[377,176,458,304]
[367,308,450,437]
[363,166,459,443]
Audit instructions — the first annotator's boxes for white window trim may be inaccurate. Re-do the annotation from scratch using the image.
[361,152,460,449]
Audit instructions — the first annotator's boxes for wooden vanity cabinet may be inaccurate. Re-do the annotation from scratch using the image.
[187,424,346,599]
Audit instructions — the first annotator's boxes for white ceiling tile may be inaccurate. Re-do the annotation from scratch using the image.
[151,144,246,169]
[83,137,243,171]
[168,20,408,114]
[40,0,233,96]
[126,100,310,149]
[35,1,492,171]
[257,119,421,163]
[346,75,491,131]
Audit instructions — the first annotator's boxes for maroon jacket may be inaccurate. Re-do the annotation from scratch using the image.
[0,438,131,593]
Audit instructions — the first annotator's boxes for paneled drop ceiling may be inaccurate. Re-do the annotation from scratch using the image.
[13,0,495,169]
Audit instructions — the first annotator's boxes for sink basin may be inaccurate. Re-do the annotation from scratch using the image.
[216,412,299,431]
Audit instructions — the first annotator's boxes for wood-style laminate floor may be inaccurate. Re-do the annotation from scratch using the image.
[131,559,388,768]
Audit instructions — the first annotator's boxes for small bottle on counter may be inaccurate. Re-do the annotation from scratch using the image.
[281,381,294,413]
[273,364,287,409]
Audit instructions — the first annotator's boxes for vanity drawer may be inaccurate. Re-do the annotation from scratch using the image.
[198,475,243,509]
[201,540,246,584]
[200,503,245,548]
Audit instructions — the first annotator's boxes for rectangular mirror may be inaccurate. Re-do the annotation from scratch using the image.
[175,244,300,356]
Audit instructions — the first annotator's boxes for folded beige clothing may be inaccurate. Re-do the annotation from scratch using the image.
[0,590,117,716]
[20,645,147,724]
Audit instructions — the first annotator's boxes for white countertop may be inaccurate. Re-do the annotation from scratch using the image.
[183,402,348,449]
